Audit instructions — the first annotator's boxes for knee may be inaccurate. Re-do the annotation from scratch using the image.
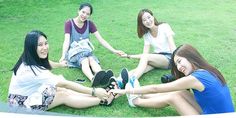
[88,57,95,63]
[56,88,71,100]
[132,98,141,106]
[81,58,89,66]
[166,91,183,105]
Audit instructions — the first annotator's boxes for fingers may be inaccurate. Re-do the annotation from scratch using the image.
[108,89,124,95]
[108,90,113,95]
[96,88,109,98]
[59,60,68,67]
[120,54,128,58]
[115,50,126,56]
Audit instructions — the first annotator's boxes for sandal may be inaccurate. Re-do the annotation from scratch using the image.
[104,77,119,98]
[99,90,115,106]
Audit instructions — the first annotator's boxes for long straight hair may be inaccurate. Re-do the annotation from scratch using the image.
[137,9,162,38]
[171,44,226,85]
[12,30,52,75]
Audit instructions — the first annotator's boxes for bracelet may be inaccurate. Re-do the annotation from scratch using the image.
[92,87,96,96]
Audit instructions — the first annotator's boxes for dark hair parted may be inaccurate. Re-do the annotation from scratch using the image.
[170,44,226,85]
[137,9,161,38]
[79,2,93,15]
[12,30,52,75]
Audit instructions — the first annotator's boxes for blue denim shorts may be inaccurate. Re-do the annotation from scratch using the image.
[67,51,100,68]
[154,52,172,69]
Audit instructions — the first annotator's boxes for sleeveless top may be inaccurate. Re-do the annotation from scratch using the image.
[70,20,90,43]
[67,20,94,60]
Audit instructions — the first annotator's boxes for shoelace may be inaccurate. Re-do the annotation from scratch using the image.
[129,76,136,88]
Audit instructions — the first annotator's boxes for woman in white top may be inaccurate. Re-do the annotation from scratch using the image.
[122,9,176,81]
[8,30,113,111]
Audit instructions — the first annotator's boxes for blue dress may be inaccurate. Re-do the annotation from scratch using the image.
[191,69,235,114]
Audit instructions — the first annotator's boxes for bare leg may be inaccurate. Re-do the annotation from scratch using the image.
[129,65,154,79]
[132,91,200,115]
[89,56,102,74]
[81,58,94,81]
[179,90,202,113]
[48,88,100,109]
[130,54,169,79]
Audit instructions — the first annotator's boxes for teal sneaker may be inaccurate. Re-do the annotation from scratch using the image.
[117,68,129,89]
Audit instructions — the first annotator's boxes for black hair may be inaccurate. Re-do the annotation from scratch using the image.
[171,44,226,85]
[79,3,93,15]
[12,30,52,75]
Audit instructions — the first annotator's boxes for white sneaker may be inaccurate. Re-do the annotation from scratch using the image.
[126,77,140,107]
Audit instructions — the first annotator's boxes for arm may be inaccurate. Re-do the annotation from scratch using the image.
[93,31,125,56]
[59,33,70,63]
[127,75,204,94]
[49,60,67,68]
[167,34,176,52]
[111,75,204,95]
[122,44,151,59]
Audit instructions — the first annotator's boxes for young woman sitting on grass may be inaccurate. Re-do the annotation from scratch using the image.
[8,30,114,111]
[59,3,125,82]
[111,44,235,115]
[120,9,176,81]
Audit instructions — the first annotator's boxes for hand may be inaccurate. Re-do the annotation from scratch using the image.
[120,53,129,58]
[109,89,126,95]
[59,60,68,67]
[59,56,65,63]
[94,88,109,99]
[114,50,126,56]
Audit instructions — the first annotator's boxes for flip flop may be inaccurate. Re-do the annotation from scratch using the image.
[91,70,106,87]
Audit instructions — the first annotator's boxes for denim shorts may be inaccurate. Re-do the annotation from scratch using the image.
[154,52,172,69]
[67,51,100,68]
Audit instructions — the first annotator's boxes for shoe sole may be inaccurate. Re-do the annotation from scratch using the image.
[121,68,129,89]
[100,70,114,86]
[91,70,106,87]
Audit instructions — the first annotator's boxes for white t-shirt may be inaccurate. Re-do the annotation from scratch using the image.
[143,23,175,53]
[8,63,62,96]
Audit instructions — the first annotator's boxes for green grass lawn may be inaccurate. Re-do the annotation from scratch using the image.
[0,0,236,117]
